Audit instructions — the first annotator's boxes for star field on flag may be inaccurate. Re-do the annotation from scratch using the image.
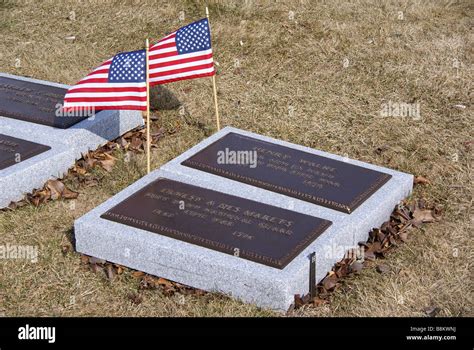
[109,50,146,82]
[62,49,147,112]
[149,18,215,85]
[175,19,211,54]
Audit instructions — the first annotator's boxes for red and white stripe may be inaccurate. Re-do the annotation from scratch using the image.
[63,58,147,111]
[149,32,215,85]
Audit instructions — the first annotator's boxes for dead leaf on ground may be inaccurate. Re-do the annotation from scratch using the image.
[412,208,436,224]
[46,180,64,200]
[293,295,304,309]
[105,264,116,280]
[89,257,106,265]
[376,264,390,274]
[62,186,79,199]
[350,261,364,273]
[61,244,71,256]
[322,276,337,291]
[130,137,143,151]
[364,250,376,261]
[80,255,90,265]
[4,122,175,210]
[127,293,143,305]
[311,298,328,307]
[414,176,431,185]
[91,264,103,274]
[132,271,145,279]
[157,277,174,288]
[25,179,79,207]
[99,158,115,172]
[399,231,409,242]
[294,199,439,310]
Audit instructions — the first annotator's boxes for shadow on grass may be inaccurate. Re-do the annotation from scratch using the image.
[66,227,77,252]
[150,85,181,111]
[150,85,211,135]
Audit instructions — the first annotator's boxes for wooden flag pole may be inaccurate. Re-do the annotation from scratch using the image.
[206,6,220,131]
[145,38,151,174]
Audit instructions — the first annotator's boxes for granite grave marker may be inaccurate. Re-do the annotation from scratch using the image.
[75,127,413,310]
[0,76,89,128]
[0,72,144,208]
[0,134,50,171]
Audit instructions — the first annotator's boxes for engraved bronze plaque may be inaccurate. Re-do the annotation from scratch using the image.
[182,133,392,214]
[0,134,51,170]
[101,178,332,269]
[0,76,89,128]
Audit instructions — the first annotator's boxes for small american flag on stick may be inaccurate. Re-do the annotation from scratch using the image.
[63,49,147,112]
[149,18,215,85]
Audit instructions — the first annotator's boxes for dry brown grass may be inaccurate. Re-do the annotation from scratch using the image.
[0,0,472,316]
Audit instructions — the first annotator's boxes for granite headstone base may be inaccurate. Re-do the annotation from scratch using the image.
[0,73,144,208]
[75,128,413,311]
[0,128,74,208]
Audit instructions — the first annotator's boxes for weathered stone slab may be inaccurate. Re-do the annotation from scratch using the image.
[75,127,413,311]
[0,73,144,207]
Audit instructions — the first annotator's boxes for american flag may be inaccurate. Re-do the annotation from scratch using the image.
[149,18,215,85]
[63,49,147,111]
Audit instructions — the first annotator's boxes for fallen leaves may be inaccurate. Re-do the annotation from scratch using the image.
[414,175,431,185]
[292,198,441,311]
[69,149,117,186]
[61,242,72,256]
[412,208,436,225]
[105,264,116,281]
[350,261,364,273]
[47,179,79,200]
[5,179,81,208]
[120,127,165,152]
[4,123,169,210]
[68,126,166,181]
[322,274,338,291]
[137,273,203,297]
[81,255,120,280]
[293,294,328,309]
[98,153,117,173]
[80,254,206,303]
[132,271,145,279]
[376,264,390,274]
[127,293,143,305]
[398,231,409,242]
[89,257,106,265]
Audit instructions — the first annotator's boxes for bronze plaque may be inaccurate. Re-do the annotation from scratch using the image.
[0,134,51,170]
[182,133,392,214]
[0,76,89,128]
[100,178,332,269]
